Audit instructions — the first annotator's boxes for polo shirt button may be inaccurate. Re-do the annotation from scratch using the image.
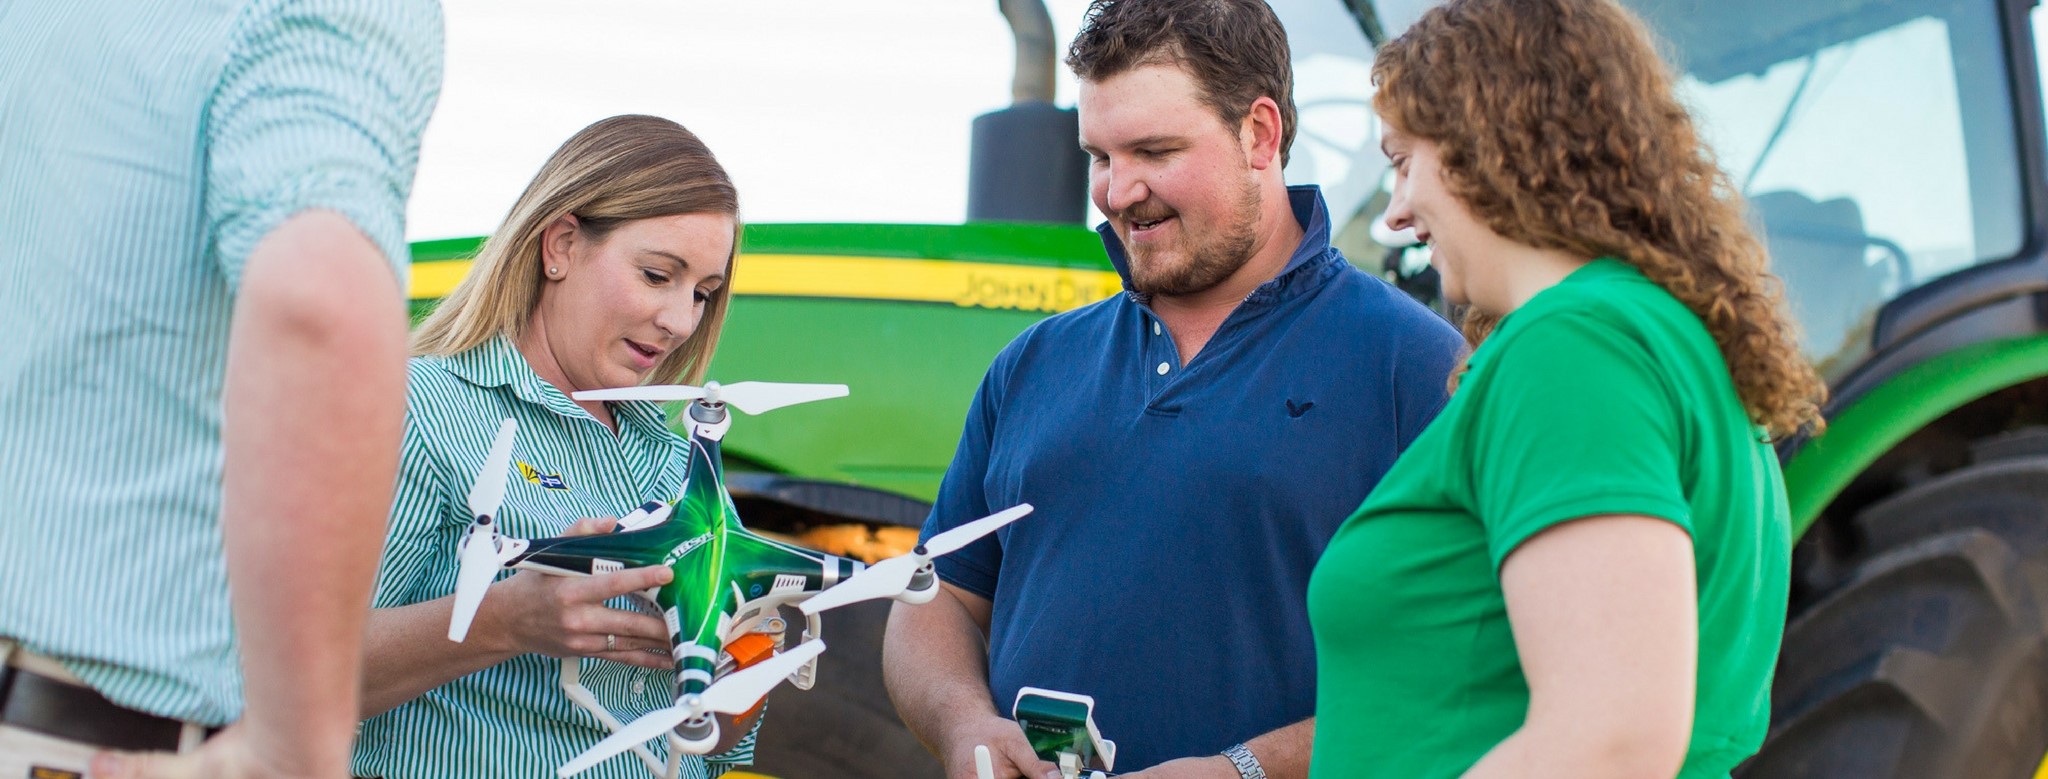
[632,677,646,695]
[1152,322,1161,335]
[1156,362,1170,375]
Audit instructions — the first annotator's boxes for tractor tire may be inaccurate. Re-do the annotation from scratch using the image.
[746,599,944,779]
[1740,454,2048,778]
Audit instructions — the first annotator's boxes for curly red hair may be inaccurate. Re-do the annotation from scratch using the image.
[1374,0,1825,438]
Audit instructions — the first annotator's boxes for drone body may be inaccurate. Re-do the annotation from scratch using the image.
[447,381,1033,778]
[527,417,850,717]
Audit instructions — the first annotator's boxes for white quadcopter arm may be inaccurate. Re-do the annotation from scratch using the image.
[799,504,1032,615]
[557,640,827,777]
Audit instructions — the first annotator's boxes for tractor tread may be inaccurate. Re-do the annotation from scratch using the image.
[1743,456,2048,779]
[1969,426,2048,464]
[1744,677,1932,777]
[1855,456,2048,560]
[1771,529,2026,729]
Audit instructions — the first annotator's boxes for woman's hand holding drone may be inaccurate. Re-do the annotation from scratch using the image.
[473,516,675,670]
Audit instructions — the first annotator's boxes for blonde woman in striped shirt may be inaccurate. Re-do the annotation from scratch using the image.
[352,115,759,779]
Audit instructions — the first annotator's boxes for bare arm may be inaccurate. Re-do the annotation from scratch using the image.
[359,595,523,717]
[1240,719,1315,779]
[885,583,1058,779]
[885,582,997,744]
[226,211,408,775]
[1459,515,1697,779]
[1115,717,1314,779]
[357,530,756,752]
[358,521,756,756]
[358,515,677,717]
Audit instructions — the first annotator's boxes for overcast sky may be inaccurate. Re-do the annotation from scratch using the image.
[408,0,1107,240]
[407,0,1383,241]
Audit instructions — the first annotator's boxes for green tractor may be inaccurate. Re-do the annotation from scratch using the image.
[408,0,2048,775]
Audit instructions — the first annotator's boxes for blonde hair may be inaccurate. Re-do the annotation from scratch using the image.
[1374,0,1825,438]
[413,114,740,386]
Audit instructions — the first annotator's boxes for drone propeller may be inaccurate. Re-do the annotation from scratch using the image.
[570,381,848,415]
[799,504,1033,616]
[449,418,519,643]
[557,639,828,776]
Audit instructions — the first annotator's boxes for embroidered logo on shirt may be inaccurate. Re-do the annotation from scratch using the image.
[517,461,569,490]
[1286,399,1316,418]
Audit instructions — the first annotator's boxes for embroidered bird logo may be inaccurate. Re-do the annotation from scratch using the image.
[517,461,569,490]
[1286,399,1315,418]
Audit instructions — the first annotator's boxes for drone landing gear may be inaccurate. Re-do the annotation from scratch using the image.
[791,607,825,691]
[715,612,816,693]
[559,659,681,779]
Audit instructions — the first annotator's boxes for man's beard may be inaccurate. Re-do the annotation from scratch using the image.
[1127,180,1262,297]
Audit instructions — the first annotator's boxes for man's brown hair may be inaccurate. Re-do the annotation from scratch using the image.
[1066,0,1298,165]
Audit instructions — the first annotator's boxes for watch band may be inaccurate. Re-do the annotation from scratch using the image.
[1223,743,1268,779]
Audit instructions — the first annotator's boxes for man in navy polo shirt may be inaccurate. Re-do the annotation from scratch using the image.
[882,1,1462,777]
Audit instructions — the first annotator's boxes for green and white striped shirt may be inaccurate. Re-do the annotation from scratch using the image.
[352,336,754,779]
[0,0,441,725]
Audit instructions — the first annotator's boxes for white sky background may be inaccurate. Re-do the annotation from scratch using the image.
[407,0,1383,242]
[408,0,1106,241]
[411,1,2048,255]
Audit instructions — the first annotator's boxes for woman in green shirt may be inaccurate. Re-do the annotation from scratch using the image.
[1307,1,1827,778]
[351,115,760,779]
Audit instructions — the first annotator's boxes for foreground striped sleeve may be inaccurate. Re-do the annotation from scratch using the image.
[205,0,444,289]
[373,386,463,608]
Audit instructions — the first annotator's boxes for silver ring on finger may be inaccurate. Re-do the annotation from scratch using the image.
[605,633,616,652]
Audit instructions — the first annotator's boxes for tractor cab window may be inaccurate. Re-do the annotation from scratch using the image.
[1642,0,2024,377]
[1360,0,2025,380]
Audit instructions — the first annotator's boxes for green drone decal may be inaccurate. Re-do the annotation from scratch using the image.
[445,381,1033,778]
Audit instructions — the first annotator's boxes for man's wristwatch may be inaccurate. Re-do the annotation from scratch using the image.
[1222,743,1268,779]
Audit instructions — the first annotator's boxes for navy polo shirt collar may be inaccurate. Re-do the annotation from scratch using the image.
[1095,185,1342,308]
[441,335,682,444]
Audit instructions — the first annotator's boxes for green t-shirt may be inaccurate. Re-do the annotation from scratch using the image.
[1306,258,1790,778]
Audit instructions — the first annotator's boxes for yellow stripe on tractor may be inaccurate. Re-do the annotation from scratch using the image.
[409,254,1124,315]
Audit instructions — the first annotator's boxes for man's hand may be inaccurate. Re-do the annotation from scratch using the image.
[937,713,1061,779]
[90,725,305,779]
[1117,755,1239,779]
[885,582,1028,777]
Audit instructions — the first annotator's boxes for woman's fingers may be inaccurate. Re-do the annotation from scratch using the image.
[562,516,619,537]
[570,565,673,603]
[501,564,681,658]
[571,606,672,644]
